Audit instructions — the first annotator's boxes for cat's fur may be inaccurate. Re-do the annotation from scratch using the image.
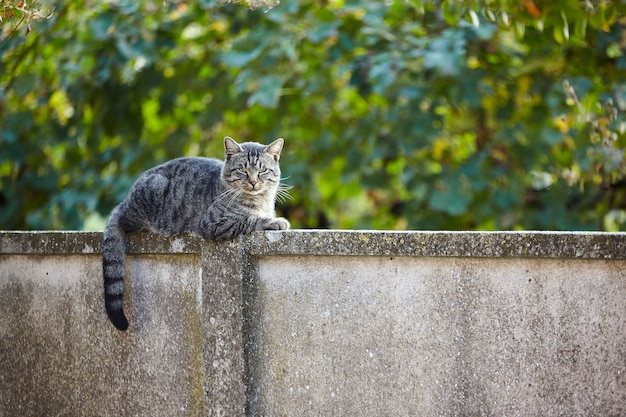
[103,136,290,331]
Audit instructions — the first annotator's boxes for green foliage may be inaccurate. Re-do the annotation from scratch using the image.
[1,0,625,231]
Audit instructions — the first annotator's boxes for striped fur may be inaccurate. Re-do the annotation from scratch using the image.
[103,137,290,331]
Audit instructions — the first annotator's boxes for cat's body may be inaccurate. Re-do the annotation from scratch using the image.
[103,137,290,331]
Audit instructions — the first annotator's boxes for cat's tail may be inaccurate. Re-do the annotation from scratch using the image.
[103,204,130,331]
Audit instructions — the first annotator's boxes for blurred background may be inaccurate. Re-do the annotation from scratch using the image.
[1,0,625,231]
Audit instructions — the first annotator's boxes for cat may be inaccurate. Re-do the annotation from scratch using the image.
[103,136,290,331]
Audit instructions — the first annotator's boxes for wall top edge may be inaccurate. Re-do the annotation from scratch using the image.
[1,230,625,259]
[0,231,203,255]
[243,230,626,259]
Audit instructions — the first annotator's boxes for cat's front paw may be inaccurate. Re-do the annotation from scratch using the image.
[265,217,290,231]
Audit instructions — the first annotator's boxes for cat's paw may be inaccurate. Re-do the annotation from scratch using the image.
[265,217,290,231]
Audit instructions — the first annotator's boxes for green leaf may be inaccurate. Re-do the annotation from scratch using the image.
[369,54,396,94]
[442,1,462,25]
[91,13,114,40]
[221,40,267,67]
[118,0,139,15]
[428,177,471,216]
[541,128,563,145]
[307,22,340,44]
[574,16,587,39]
[468,9,480,28]
[247,75,286,108]
[513,21,525,38]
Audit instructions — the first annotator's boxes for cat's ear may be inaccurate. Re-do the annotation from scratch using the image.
[265,138,284,162]
[224,136,243,161]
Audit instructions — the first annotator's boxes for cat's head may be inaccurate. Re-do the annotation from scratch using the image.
[222,136,283,195]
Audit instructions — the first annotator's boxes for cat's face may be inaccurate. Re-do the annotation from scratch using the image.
[222,136,283,195]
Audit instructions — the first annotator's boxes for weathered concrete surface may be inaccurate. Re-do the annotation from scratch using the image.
[247,255,626,417]
[250,230,626,258]
[0,232,244,417]
[1,230,625,417]
[242,230,626,417]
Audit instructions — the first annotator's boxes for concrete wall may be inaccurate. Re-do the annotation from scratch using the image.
[0,232,244,417]
[1,231,625,416]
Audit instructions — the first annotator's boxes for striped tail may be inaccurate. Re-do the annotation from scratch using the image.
[103,204,129,331]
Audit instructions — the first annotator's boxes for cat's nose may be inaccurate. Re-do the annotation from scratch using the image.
[248,175,259,188]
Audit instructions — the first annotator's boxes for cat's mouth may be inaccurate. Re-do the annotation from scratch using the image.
[243,185,265,195]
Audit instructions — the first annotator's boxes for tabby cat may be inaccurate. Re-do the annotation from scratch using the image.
[103,136,290,331]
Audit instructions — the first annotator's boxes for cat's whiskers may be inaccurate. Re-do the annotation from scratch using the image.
[275,182,294,204]
[215,187,237,201]
[227,189,244,210]
[216,187,244,211]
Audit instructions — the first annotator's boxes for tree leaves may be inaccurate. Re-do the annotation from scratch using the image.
[1,0,625,231]
[247,74,286,108]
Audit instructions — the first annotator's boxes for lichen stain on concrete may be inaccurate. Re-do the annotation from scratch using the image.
[181,288,207,417]
[265,230,284,243]
[170,237,188,253]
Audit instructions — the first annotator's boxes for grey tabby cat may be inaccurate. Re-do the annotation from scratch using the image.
[103,136,290,331]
